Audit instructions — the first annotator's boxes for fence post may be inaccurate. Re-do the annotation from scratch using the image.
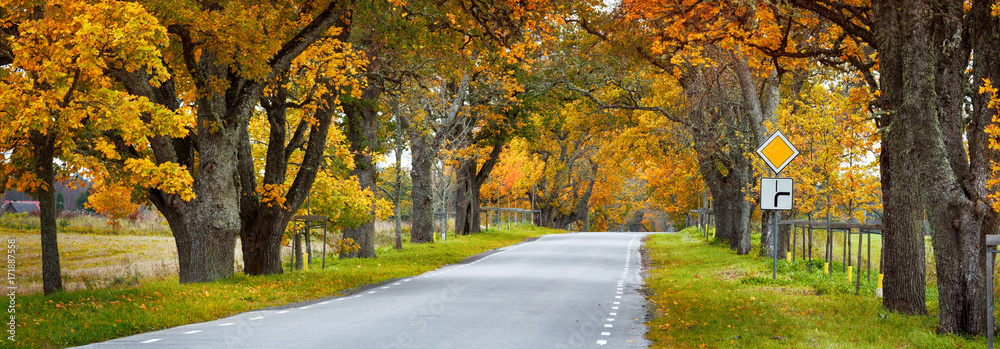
[986,235,1000,349]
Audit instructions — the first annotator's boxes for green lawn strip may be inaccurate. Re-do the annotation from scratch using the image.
[643,229,979,348]
[14,224,561,348]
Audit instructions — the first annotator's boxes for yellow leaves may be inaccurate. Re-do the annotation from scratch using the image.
[86,181,140,228]
[307,175,391,230]
[258,183,288,209]
[981,78,1000,211]
[336,238,361,255]
[1,0,192,199]
[773,81,880,219]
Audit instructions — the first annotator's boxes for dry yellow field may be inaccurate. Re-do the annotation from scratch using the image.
[4,229,180,294]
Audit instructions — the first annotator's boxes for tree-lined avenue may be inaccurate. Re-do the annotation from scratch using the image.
[74,232,650,349]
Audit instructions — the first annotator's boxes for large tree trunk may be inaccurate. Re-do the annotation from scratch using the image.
[454,159,478,235]
[697,139,752,255]
[704,170,751,254]
[454,143,504,235]
[410,134,435,243]
[148,123,242,283]
[394,112,404,250]
[31,132,62,295]
[341,87,382,258]
[239,97,336,274]
[761,211,790,259]
[919,0,1000,334]
[872,0,929,316]
[180,119,241,283]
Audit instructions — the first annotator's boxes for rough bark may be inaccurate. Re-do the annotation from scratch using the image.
[921,0,1000,334]
[409,134,435,243]
[679,59,759,255]
[873,0,929,315]
[394,112,404,250]
[761,211,791,258]
[340,85,382,258]
[403,73,471,243]
[701,156,752,254]
[454,143,504,235]
[454,159,478,235]
[31,131,62,295]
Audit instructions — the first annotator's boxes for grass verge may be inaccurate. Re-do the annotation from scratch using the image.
[643,228,982,348]
[11,224,560,348]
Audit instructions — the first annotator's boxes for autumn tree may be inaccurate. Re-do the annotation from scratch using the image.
[451,65,543,235]
[479,138,544,220]
[0,0,193,293]
[786,0,1000,333]
[93,0,360,282]
[236,18,367,274]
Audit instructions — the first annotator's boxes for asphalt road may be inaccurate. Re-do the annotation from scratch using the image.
[76,232,651,349]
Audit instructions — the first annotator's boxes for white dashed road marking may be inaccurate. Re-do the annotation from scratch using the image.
[597,234,643,345]
[183,330,202,334]
[141,339,161,344]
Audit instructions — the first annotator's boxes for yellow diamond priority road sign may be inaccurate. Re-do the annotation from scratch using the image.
[755,129,799,174]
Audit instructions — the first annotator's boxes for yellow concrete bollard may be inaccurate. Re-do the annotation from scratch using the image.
[877,273,884,298]
[304,252,309,271]
[824,262,829,275]
[847,266,853,281]
[786,252,791,263]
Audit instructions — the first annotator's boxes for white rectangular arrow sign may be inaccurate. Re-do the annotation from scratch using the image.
[761,178,793,211]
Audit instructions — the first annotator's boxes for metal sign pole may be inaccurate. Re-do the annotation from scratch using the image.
[989,249,993,349]
[773,215,778,280]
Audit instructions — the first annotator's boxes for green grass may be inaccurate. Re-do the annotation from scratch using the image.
[11,224,561,348]
[643,228,982,348]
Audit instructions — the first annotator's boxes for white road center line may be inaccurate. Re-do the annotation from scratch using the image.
[141,339,162,344]
[250,316,264,320]
[219,323,235,327]
[183,330,202,334]
[300,306,311,309]
[277,310,289,314]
